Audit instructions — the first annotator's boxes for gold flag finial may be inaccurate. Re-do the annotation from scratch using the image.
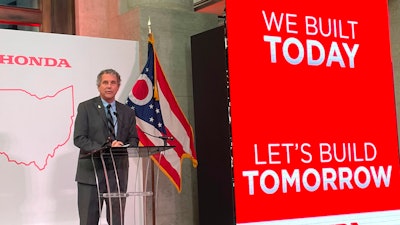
[148,17,152,34]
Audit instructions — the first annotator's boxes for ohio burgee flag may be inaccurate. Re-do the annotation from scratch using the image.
[126,33,197,192]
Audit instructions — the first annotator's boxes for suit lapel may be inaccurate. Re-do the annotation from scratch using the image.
[115,103,122,138]
[93,97,108,126]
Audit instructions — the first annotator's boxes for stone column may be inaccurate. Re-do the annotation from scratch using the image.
[122,1,220,225]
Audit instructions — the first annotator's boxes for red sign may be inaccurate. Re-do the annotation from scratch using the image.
[226,0,400,224]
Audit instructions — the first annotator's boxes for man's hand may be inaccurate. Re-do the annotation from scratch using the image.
[111,140,124,147]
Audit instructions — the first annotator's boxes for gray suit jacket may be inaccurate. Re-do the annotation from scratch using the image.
[73,96,139,185]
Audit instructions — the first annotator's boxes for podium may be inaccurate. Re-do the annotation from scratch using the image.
[82,146,173,225]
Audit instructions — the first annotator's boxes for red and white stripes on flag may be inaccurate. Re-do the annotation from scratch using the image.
[126,34,197,192]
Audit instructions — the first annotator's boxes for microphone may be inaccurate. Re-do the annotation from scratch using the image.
[142,130,174,141]
[113,112,118,127]
[159,136,174,140]
[101,136,112,148]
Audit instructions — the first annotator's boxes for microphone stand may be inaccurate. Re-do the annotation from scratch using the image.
[144,131,172,225]
[160,136,168,147]
[151,152,156,225]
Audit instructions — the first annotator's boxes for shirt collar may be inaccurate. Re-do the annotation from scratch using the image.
[100,98,116,110]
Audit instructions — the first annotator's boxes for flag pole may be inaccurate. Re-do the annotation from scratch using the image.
[147,17,157,225]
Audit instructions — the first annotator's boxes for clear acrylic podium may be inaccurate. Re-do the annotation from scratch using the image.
[82,145,173,225]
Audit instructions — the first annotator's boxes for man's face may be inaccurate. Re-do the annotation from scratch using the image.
[98,73,120,102]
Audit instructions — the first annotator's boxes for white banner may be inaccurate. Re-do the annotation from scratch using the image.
[0,29,140,225]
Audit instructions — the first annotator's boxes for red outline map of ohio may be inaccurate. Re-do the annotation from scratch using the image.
[0,85,75,170]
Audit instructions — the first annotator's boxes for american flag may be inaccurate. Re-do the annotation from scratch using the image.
[126,33,197,192]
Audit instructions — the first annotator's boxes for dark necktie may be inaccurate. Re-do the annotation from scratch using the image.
[106,104,116,141]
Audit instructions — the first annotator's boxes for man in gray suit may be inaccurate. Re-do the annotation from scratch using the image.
[74,69,139,225]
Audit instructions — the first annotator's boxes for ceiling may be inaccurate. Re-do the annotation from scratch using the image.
[0,0,226,16]
[194,0,225,16]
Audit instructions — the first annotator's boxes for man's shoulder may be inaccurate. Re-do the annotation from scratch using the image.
[80,96,100,105]
[77,97,101,111]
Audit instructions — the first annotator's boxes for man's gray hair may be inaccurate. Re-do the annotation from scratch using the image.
[96,69,121,87]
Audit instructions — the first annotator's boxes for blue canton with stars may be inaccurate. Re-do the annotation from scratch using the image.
[126,41,166,134]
